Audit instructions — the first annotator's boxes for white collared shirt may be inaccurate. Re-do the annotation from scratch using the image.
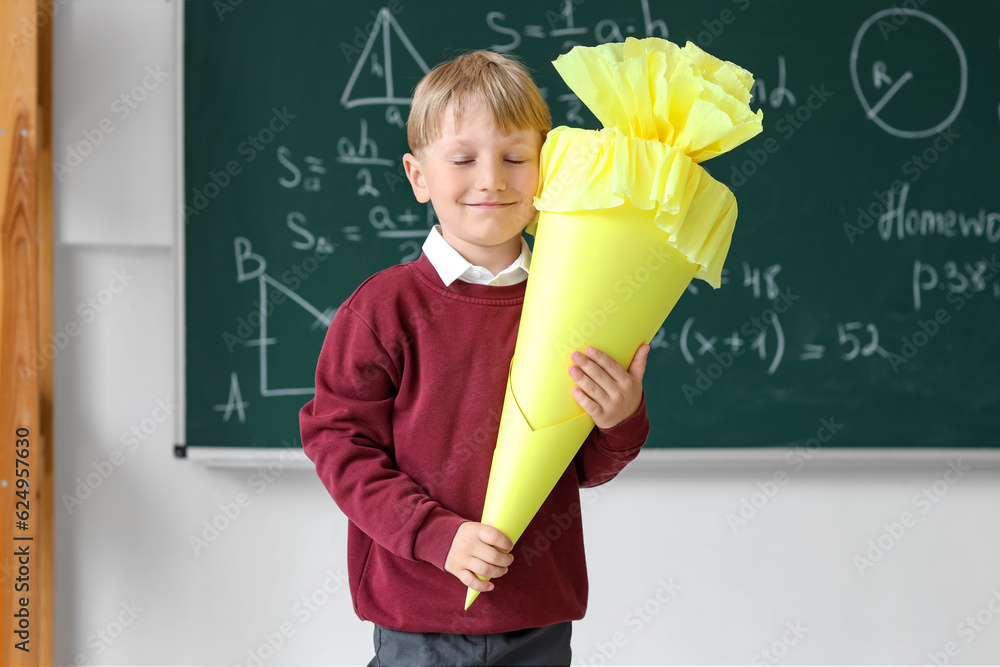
[421,225,531,287]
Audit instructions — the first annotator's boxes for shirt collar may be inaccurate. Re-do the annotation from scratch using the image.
[421,225,531,287]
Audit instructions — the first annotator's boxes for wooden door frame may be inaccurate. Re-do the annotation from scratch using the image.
[1,0,54,665]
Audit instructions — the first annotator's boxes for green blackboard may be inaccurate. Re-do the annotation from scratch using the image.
[183,0,1000,452]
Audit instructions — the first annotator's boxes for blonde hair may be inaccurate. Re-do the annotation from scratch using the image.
[407,50,551,152]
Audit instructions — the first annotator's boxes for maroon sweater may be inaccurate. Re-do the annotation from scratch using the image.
[299,253,649,634]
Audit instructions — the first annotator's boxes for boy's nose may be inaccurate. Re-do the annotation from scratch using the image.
[475,159,506,191]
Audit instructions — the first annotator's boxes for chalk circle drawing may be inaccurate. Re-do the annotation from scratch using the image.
[850,8,967,139]
[341,7,431,108]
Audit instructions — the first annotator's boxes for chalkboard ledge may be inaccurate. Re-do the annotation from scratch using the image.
[635,447,1000,469]
[178,446,1000,469]
[181,446,316,469]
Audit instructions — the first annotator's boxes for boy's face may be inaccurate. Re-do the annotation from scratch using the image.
[403,100,542,260]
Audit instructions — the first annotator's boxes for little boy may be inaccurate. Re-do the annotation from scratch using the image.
[300,50,651,666]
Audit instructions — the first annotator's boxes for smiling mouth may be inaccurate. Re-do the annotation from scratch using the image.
[466,202,514,208]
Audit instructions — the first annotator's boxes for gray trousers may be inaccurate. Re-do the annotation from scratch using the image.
[367,621,572,667]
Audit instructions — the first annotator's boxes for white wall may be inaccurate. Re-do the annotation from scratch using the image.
[50,1,1000,665]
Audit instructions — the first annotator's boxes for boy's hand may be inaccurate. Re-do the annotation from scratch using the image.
[444,522,514,592]
[568,345,649,429]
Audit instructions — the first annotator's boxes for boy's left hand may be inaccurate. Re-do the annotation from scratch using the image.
[568,345,649,429]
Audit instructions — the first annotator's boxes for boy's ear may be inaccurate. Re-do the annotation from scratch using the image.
[402,153,431,203]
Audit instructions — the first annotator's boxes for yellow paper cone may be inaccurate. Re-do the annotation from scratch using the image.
[465,38,763,609]
[465,207,697,611]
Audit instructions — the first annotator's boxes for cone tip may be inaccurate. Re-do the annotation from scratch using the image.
[464,587,480,610]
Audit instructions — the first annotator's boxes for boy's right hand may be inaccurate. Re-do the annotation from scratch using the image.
[444,522,514,592]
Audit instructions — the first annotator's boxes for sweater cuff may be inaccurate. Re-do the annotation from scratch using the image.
[595,391,650,452]
[412,506,468,571]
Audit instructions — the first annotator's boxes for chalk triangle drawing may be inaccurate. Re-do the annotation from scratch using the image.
[250,273,334,397]
[341,7,431,108]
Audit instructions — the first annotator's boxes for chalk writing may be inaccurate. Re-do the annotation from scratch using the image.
[487,0,667,52]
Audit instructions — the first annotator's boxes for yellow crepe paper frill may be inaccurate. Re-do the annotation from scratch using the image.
[533,126,738,287]
[552,37,763,161]
[530,38,763,288]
